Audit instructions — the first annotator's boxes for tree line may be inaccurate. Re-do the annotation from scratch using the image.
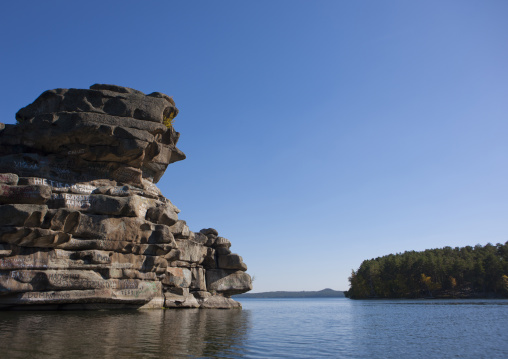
[345,242,508,299]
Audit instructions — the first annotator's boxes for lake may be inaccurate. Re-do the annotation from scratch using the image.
[0,298,506,358]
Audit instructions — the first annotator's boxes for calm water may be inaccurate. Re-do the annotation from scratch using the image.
[0,298,507,358]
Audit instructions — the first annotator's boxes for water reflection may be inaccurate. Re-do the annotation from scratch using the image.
[347,299,508,359]
[0,309,251,359]
[2,299,506,359]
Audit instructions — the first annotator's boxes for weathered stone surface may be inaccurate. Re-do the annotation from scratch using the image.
[0,173,18,185]
[0,185,52,204]
[169,220,191,239]
[191,267,207,291]
[0,243,12,257]
[145,202,178,226]
[0,84,251,310]
[71,214,149,241]
[87,194,139,216]
[200,228,218,237]
[201,247,217,269]
[206,269,253,296]
[197,295,242,309]
[162,267,192,288]
[0,204,47,227]
[218,253,248,271]
[47,209,80,232]
[216,247,232,255]
[192,232,208,245]
[164,290,200,308]
[214,236,231,249]
[0,280,162,307]
[175,239,209,264]
[10,85,185,184]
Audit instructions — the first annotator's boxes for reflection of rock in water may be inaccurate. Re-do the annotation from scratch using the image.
[0,310,251,358]
[161,310,250,357]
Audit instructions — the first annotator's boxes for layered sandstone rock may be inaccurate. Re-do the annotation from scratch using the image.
[0,85,252,309]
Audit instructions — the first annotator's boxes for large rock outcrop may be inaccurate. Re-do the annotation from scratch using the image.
[0,84,252,309]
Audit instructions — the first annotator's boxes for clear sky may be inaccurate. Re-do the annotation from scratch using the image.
[1,1,507,292]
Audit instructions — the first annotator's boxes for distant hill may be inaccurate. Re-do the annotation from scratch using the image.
[233,288,345,298]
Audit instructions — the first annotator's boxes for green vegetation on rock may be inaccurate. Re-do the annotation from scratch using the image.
[163,111,176,129]
[346,242,508,299]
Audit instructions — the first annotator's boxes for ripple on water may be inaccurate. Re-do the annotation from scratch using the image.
[0,298,507,358]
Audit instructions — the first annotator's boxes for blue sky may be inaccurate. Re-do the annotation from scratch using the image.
[1,1,507,291]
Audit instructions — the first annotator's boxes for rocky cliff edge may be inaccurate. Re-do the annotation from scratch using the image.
[0,84,252,309]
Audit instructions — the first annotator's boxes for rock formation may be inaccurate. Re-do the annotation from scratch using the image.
[0,84,252,309]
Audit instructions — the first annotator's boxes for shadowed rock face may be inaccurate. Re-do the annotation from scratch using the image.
[0,85,252,310]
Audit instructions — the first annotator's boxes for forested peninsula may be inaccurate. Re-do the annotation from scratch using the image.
[346,242,508,299]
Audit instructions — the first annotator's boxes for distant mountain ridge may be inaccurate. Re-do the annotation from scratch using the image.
[233,288,345,298]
